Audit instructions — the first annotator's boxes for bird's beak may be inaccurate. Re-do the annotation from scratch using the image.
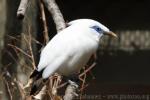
[104,31,118,38]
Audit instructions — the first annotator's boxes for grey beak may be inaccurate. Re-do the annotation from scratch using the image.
[104,31,118,38]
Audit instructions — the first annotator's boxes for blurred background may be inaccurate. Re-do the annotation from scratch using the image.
[0,0,150,99]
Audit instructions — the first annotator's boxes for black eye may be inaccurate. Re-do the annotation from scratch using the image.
[90,25,102,33]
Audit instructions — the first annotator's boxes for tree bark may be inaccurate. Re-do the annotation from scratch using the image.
[2,0,22,73]
[1,0,23,99]
[0,1,6,100]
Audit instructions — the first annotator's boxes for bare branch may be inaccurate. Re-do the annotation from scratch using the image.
[78,55,97,99]
[39,0,49,44]
[42,0,66,32]
[17,0,29,19]
[80,69,87,98]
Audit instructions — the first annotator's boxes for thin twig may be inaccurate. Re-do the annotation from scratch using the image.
[8,44,32,59]
[57,82,68,89]
[47,74,62,99]
[78,61,97,99]
[80,69,87,91]
[39,0,49,44]
[7,35,21,42]
[79,62,97,78]
[15,80,25,99]
[31,37,44,46]
[79,67,86,100]
[52,74,61,95]
[3,75,13,100]
[28,26,36,69]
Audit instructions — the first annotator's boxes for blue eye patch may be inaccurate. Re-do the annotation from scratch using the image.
[90,25,103,33]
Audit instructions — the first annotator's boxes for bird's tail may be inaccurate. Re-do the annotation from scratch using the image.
[30,69,48,95]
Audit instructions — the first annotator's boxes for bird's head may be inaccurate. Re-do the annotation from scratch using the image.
[68,19,117,41]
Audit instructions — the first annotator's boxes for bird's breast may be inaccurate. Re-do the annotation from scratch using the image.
[57,36,98,76]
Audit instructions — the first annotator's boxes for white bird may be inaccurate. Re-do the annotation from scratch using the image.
[30,19,117,95]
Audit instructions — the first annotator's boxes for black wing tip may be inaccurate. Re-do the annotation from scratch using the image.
[30,85,37,95]
[30,69,39,78]
[30,78,48,96]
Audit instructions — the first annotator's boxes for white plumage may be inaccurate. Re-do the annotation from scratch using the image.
[36,19,117,79]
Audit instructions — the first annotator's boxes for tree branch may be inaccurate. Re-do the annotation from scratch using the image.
[63,80,78,100]
[17,0,29,19]
[42,0,66,32]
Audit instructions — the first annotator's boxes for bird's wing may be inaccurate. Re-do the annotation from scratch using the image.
[37,29,77,72]
[42,53,71,78]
